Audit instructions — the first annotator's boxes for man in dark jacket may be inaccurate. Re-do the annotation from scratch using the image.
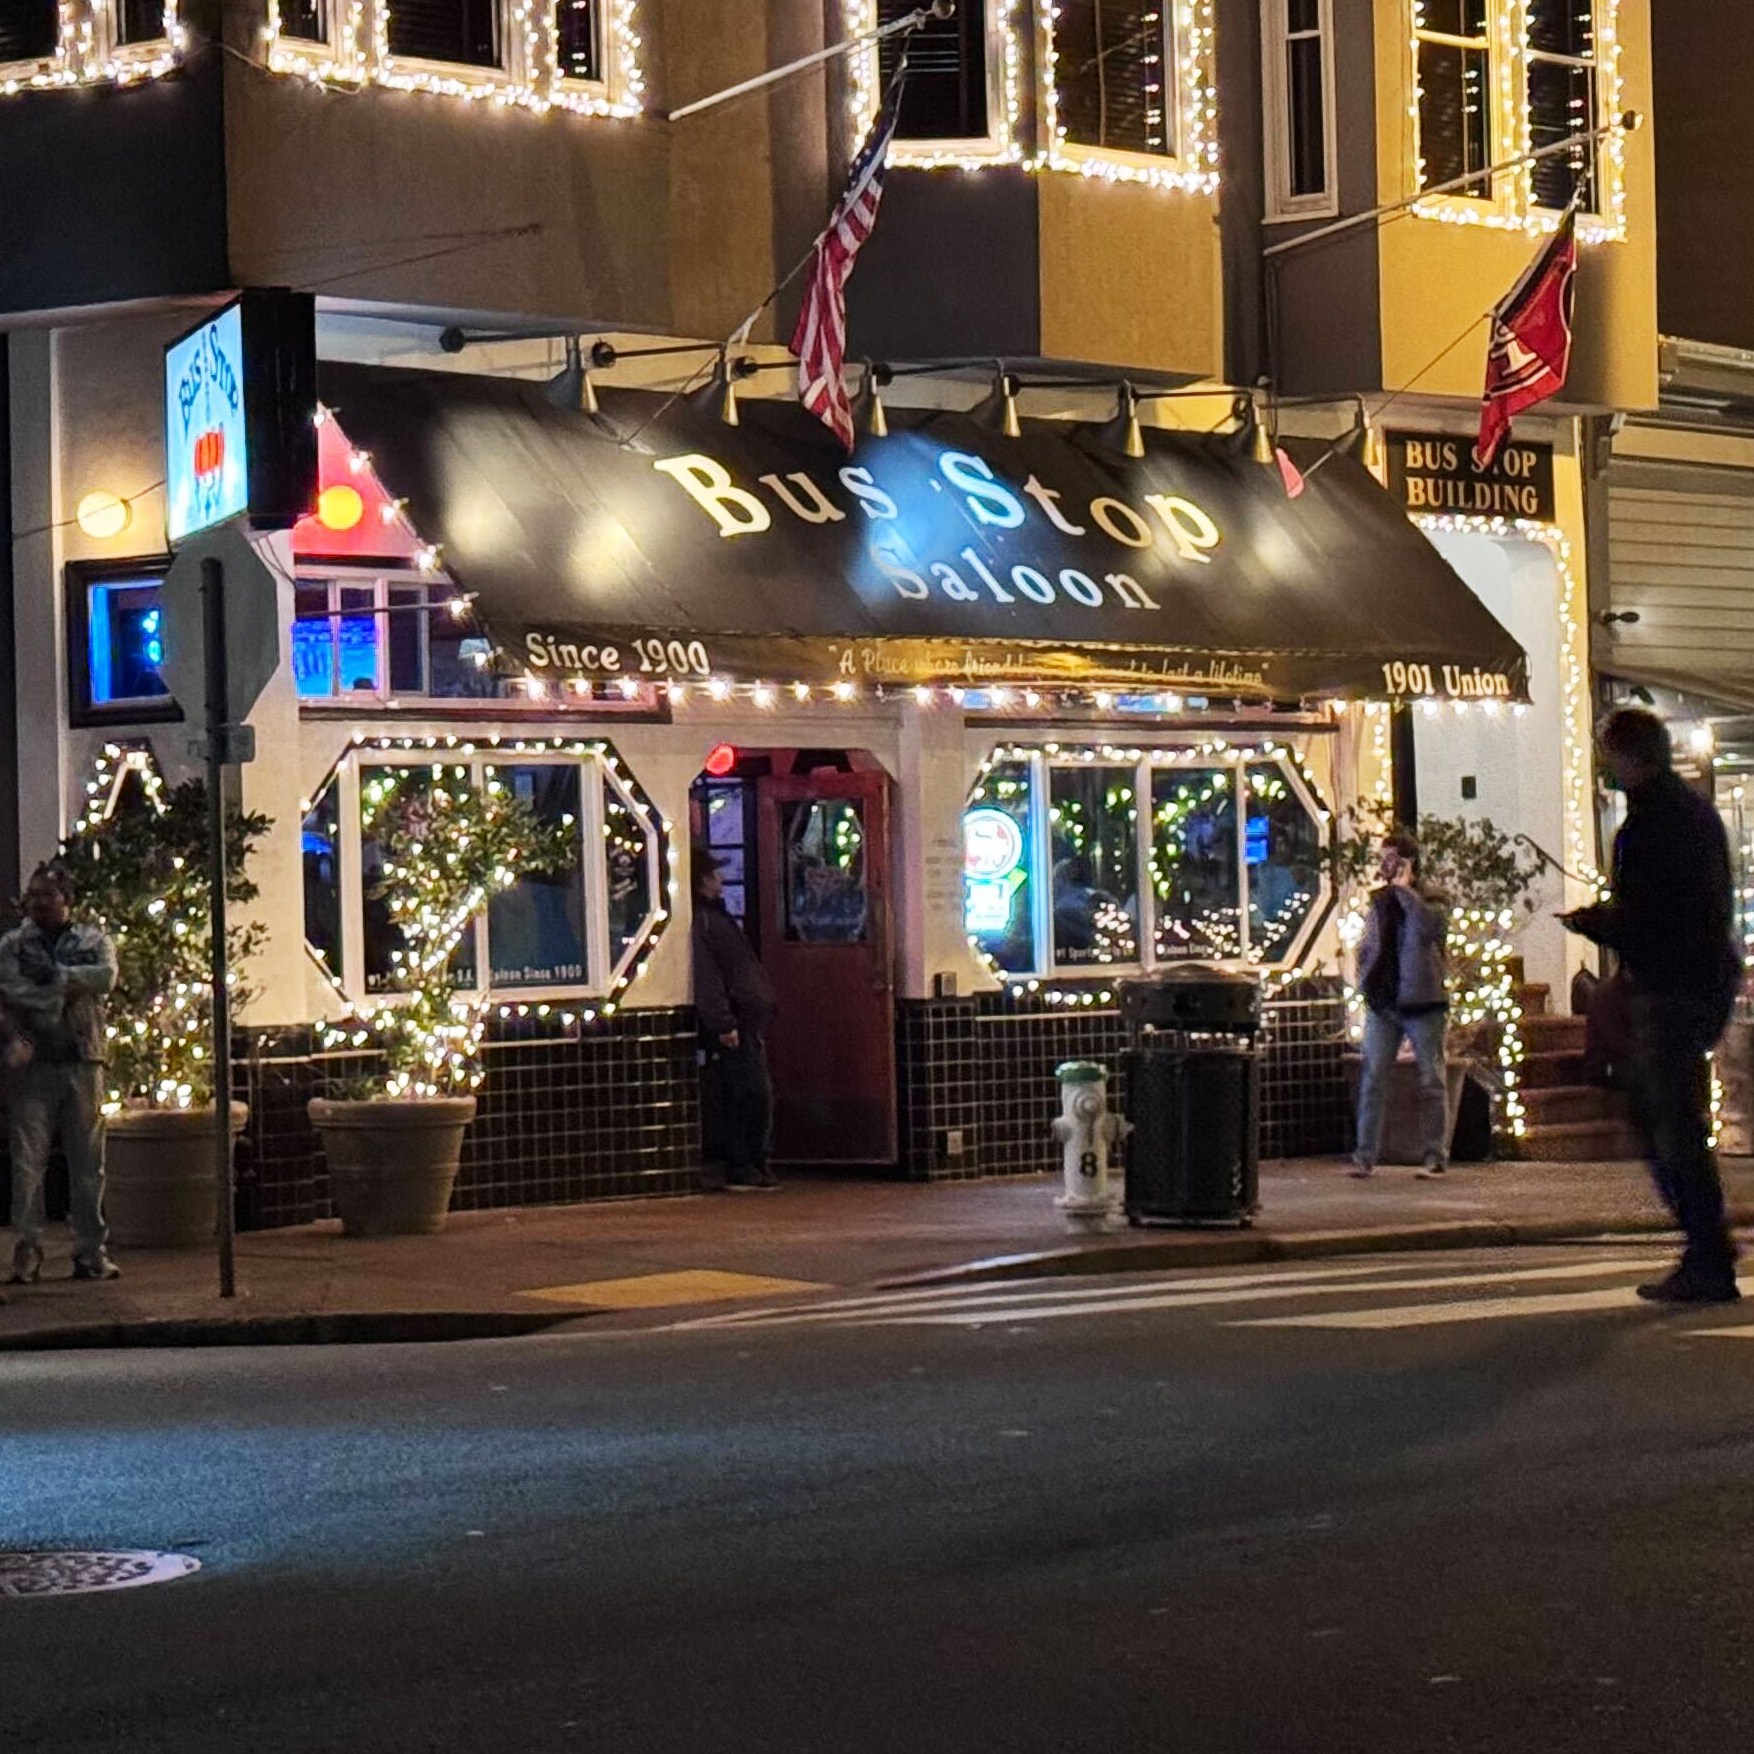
[1351,831,1452,1179]
[1564,707,1743,1303]
[693,848,779,1191]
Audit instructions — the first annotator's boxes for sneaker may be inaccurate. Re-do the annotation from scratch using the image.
[1414,1164,1448,1180]
[70,1251,121,1282]
[1347,1164,1376,1180]
[1637,1270,1740,1305]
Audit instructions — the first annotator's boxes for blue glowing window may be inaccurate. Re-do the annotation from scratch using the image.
[88,580,170,707]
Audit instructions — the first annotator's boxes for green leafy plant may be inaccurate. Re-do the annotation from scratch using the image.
[326,764,577,1098]
[1331,807,1547,922]
[55,757,268,1111]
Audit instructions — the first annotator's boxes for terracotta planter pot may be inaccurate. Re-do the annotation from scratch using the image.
[308,1096,477,1237]
[105,1102,250,1249]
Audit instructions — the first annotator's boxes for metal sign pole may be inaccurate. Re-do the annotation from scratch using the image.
[200,556,237,1301]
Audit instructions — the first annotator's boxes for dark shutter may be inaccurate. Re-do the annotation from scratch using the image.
[117,0,164,42]
[1053,0,1173,157]
[0,0,59,62]
[278,0,329,42]
[387,0,500,67]
[556,0,598,81]
[878,0,987,140]
[1416,40,1491,190]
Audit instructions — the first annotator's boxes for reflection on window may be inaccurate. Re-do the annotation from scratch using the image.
[1415,0,1491,194]
[296,577,506,701]
[487,765,586,989]
[1526,0,1597,211]
[1150,767,1239,960]
[1049,766,1140,968]
[964,761,1035,973]
[87,578,169,707]
[303,783,343,983]
[784,800,869,944]
[1053,0,1175,158]
[1244,764,1321,963]
[604,776,655,967]
[555,0,599,80]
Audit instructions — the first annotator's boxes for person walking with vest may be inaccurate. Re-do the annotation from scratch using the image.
[1351,831,1452,1180]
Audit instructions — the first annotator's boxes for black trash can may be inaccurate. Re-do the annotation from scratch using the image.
[1120,968,1262,1225]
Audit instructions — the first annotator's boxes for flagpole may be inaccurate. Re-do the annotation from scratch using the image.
[667,1,951,122]
[1263,111,1642,260]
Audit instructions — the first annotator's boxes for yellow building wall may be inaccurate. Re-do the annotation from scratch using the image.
[1037,176,1223,378]
[1371,0,1658,413]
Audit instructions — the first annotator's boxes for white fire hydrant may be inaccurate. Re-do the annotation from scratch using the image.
[1052,1061,1130,1231]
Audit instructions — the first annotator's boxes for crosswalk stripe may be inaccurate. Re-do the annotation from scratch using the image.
[844,1257,1671,1330]
[669,1258,1508,1333]
[1231,1287,1643,1329]
[1680,1325,1754,1339]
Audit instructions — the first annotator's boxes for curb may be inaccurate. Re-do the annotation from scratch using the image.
[0,1309,583,1352]
[880,1216,1699,1289]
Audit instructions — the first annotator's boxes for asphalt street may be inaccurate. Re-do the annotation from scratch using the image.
[3,1242,1753,1753]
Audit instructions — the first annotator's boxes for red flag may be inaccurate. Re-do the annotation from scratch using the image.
[790,66,905,449]
[1474,210,1577,471]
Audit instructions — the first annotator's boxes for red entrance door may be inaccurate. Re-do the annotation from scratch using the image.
[755,770,897,1164]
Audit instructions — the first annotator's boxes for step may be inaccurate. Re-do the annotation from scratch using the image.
[1516,982,1552,1019]
[1519,1084,1627,1127]
[1518,1014,1588,1053]
[1520,1049,1589,1089]
[1520,1119,1646,1163]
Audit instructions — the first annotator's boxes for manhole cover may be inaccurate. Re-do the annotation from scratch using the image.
[0,1551,200,1597]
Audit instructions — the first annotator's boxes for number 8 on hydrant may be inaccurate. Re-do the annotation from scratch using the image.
[1052,1062,1130,1232]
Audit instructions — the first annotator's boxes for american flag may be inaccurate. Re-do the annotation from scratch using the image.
[791,65,907,450]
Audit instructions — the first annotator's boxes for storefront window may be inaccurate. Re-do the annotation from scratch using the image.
[966,747,1331,977]
[604,774,657,969]
[964,761,1037,973]
[1049,766,1140,968]
[86,576,170,709]
[307,745,661,1003]
[487,765,587,989]
[1244,763,1323,962]
[1150,766,1238,960]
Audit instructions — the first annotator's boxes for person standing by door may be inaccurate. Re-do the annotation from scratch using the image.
[1351,831,1453,1180]
[1563,707,1743,1304]
[0,863,121,1283]
[693,848,779,1191]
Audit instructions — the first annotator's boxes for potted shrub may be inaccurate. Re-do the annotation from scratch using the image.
[309,764,575,1236]
[1332,809,1546,1158]
[55,756,267,1248]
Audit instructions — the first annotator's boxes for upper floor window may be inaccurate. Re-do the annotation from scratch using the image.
[67,559,179,729]
[388,0,501,67]
[1263,0,1333,216]
[116,0,166,43]
[269,0,641,114]
[0,1,59,65]
[1412,0,1610,221]
[1052,0,1176,158]
[879,0,988,142]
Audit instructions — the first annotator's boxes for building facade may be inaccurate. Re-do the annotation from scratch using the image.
[1,0,1659,1221]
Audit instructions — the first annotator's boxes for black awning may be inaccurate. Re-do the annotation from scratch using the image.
[318,362,1529,703]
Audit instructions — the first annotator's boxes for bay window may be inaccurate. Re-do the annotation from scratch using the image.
[965,748,1330,977]
[304,745,664,1002]
[1412,0,1608,218]
[1052,0,1176,159]
[293,576,497,701]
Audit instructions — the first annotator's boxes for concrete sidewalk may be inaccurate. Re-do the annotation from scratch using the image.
[2,1155,1750,1349]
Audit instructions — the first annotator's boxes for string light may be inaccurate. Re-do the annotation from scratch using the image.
[0,1,184,94]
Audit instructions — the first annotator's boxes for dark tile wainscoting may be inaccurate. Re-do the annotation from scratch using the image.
[896,984,1352,1181]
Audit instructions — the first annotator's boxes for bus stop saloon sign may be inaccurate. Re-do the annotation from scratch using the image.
[165,290,318,545]
[1385,430,1555,522]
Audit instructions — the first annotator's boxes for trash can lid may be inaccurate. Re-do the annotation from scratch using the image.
[1055,1060,1108,1084]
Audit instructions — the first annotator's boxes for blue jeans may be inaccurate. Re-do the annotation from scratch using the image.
[1355,1008,1450,1170]
[7,1062,108,1260]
